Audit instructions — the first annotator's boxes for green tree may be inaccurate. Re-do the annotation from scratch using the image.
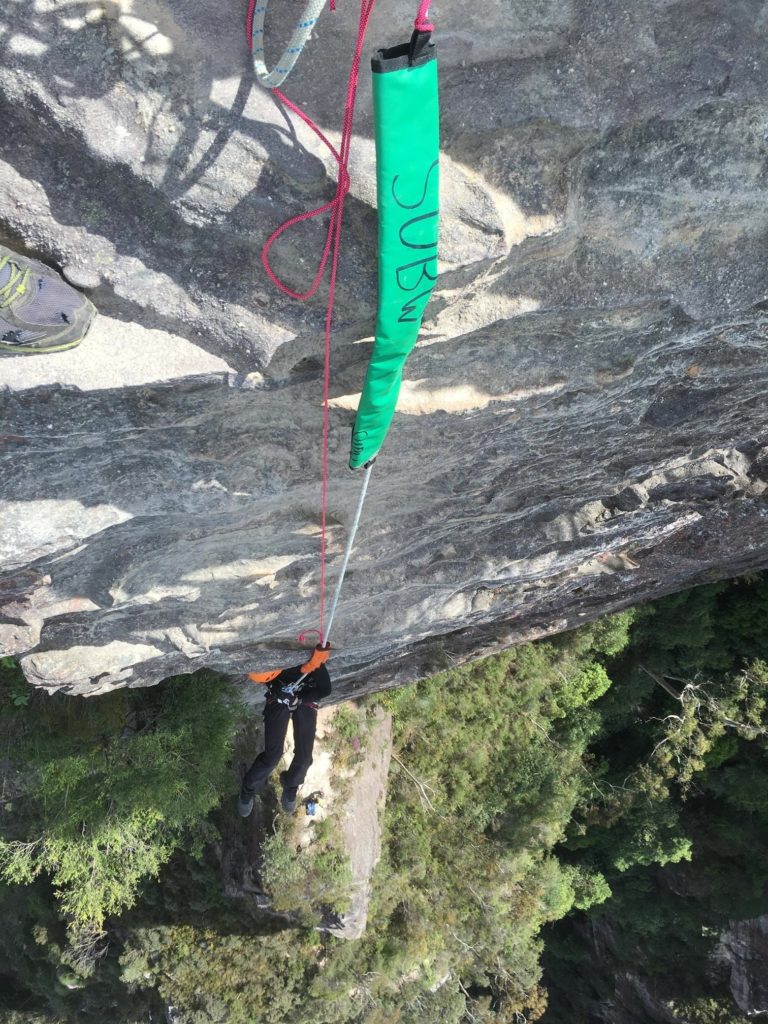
[0,668,240,958]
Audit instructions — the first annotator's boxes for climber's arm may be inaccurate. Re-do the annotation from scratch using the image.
[247,668,282,685]
[299,643,331,675]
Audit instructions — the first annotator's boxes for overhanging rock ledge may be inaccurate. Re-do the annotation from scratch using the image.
[1,0,767,696]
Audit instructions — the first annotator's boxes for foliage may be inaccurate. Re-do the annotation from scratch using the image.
[260,815,352,923]
[555,608,636,660]
[2,575,768,1024]
[0,669,241,949]
[368,621,633,1020]
[333,703,366,744]
[121,922,318,1024]
[325,701,370,775]
[558,662,612,710]
[565,866,611,911]
[542,577,768,1022]
[0,656,32,707]
[666,997,749,1024]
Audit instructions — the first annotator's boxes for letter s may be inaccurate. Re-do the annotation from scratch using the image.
[392,160,439,211]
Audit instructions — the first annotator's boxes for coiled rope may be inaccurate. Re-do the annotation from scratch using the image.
[247,0,331,88]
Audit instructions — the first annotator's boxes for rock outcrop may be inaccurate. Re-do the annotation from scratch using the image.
[325,706,392,940]
[1,0,768,696]
[222,702,392,940]
[717,914,768,1016]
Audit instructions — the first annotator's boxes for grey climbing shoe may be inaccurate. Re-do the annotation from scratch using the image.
[281,788,298,814]
[0,245,96,354]
[279,771,299,813]
[238,788,255,818]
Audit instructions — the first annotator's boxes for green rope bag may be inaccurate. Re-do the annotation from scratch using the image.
[349,34,439,469]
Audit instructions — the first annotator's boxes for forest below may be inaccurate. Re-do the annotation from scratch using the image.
[1,574,767,1024]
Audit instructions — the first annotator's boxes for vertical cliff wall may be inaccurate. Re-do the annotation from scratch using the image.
[1,0,767,696]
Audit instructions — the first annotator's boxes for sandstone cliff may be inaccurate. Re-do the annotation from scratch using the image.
[1,0,767,696]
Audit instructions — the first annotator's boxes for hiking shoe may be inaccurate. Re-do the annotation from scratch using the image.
[0,245,96,354]
[281,786,298,814]
[279,772,298,813]
[238,788,255,818]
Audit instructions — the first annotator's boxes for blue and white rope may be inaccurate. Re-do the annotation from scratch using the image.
[285,462,374,692]
[250,0,329,88]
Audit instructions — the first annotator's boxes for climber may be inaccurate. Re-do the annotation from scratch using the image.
[238,643,332,817]
[0,244,95,354]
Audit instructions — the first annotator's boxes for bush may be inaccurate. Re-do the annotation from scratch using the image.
[0,670,241,945]
[260,815,352,923]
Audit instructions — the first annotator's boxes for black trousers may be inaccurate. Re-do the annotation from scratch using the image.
[243,700,317,796]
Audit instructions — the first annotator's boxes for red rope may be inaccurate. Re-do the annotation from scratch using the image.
[251,0,376,637]
[248,0,433,638]
[414,0,433,32]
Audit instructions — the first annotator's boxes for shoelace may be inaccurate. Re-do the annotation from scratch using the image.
[0,256,30,310]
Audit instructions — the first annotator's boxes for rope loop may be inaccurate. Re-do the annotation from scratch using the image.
[247,0,330,88]
[260,101,349,301]
[298,629,322,645]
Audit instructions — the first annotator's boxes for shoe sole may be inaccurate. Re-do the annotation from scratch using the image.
[0,335,87,354]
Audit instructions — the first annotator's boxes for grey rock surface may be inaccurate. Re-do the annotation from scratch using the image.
[1,0,768,696]
[326,706,392,940]
[716,914,768,1016]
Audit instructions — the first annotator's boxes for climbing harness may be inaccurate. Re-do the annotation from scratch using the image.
[246,0,439,674]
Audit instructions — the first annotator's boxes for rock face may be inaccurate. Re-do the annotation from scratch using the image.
[556,919,679,1024]
[554,913,768,1023]
[717,915,768,1016]
[326,707,392,940]
[1,0,768,696]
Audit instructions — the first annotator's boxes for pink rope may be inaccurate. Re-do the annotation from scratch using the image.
[414,0,434,32]
[251,0,433,637]
[255,0,377,636]
[261,95,345,302]
[246,0,255,54]
[297,629,322,644]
